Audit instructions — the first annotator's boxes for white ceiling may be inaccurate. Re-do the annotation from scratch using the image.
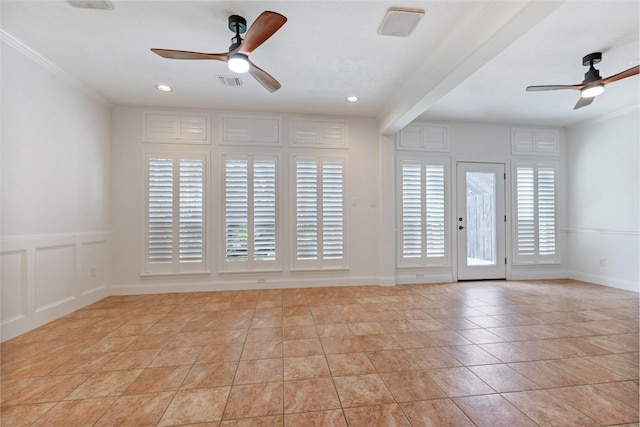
[2,0,638,133]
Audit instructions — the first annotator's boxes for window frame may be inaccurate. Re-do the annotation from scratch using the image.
[512,160,559,264]
[291,154,348,271]
[220,153,281,273]
[396,154,450,268]
[142,150,209,277]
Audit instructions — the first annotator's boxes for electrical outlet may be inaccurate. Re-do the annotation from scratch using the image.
[599,258,606,267]
[416,273,425,278]
[257,278,266,285]
[91,266,97,277]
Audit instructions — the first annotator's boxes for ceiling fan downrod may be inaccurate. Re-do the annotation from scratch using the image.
[582,52,602,83]
[228,15,247,51]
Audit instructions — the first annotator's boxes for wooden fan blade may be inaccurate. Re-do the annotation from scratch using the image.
[239,11,287,55]
[526,84,584,92]
[602,65,640,84]
[151,48,228,61]
[574,96,594,110]
[248,60,281,92]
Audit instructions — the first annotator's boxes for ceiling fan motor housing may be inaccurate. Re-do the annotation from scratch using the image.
[583,52,602,82]
[229,15,247,34]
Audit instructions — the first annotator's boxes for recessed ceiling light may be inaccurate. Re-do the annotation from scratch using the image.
[155,84,173,92]
[346,96,359,103]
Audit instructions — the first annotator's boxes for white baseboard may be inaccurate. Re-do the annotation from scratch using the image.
[565,270,639,293]
[110,275,383,295]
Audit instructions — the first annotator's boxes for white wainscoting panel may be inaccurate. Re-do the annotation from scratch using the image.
[565,228,639,293]
[1,250,27,324]
[35,244,76,311]
[0,231,110,342]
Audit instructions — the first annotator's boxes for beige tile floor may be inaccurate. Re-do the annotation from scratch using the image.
[1,279,638,426]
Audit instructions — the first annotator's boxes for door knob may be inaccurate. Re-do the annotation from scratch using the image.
[459,225,465,230]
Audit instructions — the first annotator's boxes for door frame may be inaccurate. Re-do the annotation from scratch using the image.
[454,160,512,281]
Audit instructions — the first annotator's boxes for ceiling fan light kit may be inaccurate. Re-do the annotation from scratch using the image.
[151,11,287,92]
[228,53,250,73]
[581,83,604,98]
[526,51,639,110]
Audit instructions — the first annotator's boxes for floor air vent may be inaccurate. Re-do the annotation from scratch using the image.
[217,76,243,87]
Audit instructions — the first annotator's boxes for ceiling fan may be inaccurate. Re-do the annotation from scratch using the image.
[151,11,287,93]
[526,52,639,110]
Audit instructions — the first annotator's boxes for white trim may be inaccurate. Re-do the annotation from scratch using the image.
[1,29,112,107]
[565,270,639,294]
[562,228,640,236]
[110,275,382,295]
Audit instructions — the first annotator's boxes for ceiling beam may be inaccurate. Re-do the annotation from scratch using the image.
[378,0,564,135]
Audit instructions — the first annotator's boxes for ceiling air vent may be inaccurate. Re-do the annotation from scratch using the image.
[68,0,114,10]
[378,7,425,37]
[217,76,243,87]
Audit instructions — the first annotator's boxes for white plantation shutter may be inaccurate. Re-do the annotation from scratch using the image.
[514,162,557,263]
[402,163,422,258]
[516,166,535,257]
[223,155,278,270]
[425,164,445,258]
[537,166,556,257]
[148,158,174,264]
[296,161,319,260]
[225,160,249,262]
[179,159,204,263]
[399,159,448,267]
[254,160,276,261]
[145,153,206,274]
[295,157,346,268]
[322,162,344,259]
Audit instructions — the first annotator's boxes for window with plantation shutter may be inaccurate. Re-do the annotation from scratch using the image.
[144,153,207,275]
[222,155,278,271]
[514,162,558,263]
[294,157,345,269]
[399,159,448,267]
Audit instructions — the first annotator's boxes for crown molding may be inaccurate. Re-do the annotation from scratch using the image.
[1,28,113,107]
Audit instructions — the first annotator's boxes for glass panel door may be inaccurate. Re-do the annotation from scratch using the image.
[456,162,506,280]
